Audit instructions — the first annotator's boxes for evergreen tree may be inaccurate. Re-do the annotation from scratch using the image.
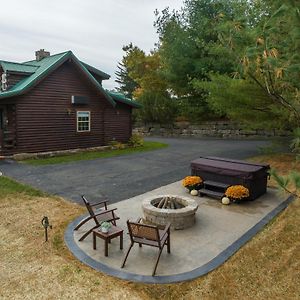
[194,0,300,128]
[154,0,252,121]
[115,43,140,98]
[243,0,300,126]
[115,62,138,98]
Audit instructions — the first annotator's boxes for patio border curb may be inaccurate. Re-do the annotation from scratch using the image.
[64,194,295,284]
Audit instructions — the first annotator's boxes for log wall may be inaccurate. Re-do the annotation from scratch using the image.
[1,61,132,155]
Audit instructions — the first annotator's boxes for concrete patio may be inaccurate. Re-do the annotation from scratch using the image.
[65,180,291,283]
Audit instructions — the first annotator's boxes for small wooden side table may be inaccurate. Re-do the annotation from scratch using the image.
[92,226,123,257]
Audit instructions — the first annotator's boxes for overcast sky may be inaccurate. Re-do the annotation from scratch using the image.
[0,0,183,90]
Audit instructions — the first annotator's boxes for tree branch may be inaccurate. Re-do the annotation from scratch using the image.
[248,72,300,126]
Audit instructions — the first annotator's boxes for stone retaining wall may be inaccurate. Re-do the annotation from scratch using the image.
[133,122,292,139]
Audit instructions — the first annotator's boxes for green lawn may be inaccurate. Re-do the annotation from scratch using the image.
[23,141,168,165]
[0,176,46,197]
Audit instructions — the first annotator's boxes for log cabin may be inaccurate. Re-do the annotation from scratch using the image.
[0,50,141,156]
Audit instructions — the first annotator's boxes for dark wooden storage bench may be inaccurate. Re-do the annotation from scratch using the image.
[191,156,270,200]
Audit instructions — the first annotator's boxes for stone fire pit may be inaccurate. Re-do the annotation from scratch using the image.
[142,195,198,230]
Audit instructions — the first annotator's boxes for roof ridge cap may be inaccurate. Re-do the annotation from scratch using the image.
[0,60,38,68]
[22,62,43,67]
[37,51,71,72]
[23,50,72,64]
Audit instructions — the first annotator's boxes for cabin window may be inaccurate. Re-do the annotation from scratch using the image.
[77,111,90,132]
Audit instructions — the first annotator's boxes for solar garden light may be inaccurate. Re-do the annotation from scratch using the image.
[41,216,52,242]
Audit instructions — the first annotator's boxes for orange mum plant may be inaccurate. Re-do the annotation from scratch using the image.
[182,176,203,191]
[225,185,249,201]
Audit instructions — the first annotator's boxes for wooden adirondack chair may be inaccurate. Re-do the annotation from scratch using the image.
[121,218,171,276]
[74,195,119,242]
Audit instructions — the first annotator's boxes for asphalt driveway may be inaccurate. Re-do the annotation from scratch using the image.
[0,137,272,205]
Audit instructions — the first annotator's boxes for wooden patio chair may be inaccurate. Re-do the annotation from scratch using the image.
[121,218,171,276]
[74,195,119,242]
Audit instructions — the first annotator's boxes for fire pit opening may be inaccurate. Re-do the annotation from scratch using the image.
[142,195,198,230]
[151,196,185,209]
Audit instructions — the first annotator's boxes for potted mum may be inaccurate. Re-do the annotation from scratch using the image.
[100,221,111,233]
[182,176,203,192]
[225,185,250,203]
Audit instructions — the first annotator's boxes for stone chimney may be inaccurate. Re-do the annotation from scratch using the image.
[35,49,50,61]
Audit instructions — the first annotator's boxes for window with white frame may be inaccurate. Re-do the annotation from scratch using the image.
[77,111,90,132]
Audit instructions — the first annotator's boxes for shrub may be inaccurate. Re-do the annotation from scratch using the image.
[128,134,144,147]
[108,141,126,150]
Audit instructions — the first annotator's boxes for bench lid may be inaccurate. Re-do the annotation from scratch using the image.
[191,156,270,180]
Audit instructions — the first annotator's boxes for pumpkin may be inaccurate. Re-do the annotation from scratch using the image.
[190,189,198,196]
[222,197,230,205]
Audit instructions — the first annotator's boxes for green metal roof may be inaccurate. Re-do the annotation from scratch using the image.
[69,52,115,107]
[81,62,110,80]
[0,51,72,99]
[108,91,142,108]
[0,60,38,74]
[24,56,110,80]
[0,51,139,108]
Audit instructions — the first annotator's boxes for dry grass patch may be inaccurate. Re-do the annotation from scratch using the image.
[250,153,300,187]
[1,153,299,299]
[0,188,148,300]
